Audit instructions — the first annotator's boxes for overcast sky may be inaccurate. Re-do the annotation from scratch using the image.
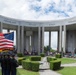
[0,0,76,49]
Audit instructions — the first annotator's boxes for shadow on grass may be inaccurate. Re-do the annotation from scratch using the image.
[56,67,64,71]
[39,67,64,72]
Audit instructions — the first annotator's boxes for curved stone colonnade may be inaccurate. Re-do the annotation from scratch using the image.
[0,15,76,54]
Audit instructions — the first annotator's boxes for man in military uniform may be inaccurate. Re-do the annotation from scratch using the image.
[0,53,2,64]
[1,53,6,75]
[0,53,11,75]
[0,53,2,69]
[10,54,19,75]
[6,53,11,75]
[0,53,2,75]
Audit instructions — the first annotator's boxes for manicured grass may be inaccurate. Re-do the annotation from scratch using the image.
[17,68,39,75]
[56,67,76,75]
[59,58,76,64]
[0,70,1,75]
[0,68,39,75]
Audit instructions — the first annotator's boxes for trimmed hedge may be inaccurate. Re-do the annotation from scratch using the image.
[40,53,45,57]
[22,59,31,70]
[17,53,24,57]
[31,61,40,72]
[50,60,61,70]
[22,59,40,72]
[30,56,41,61]
[18,57,26,65]
[55,54,61,58]
[47,57,57,62]
[22,60,26,69]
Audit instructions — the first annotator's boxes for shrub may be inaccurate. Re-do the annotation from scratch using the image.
[22,60,26,69]
[47,57,57,62]
[55,54,62,58]
[22,59,32,70]
[50,60,61,70]
[31,61,40,72]
[30,56,41,61]
[40,53,45,57]
[17,53,24,57]
[18,57,26,65]
[22,59,40,72]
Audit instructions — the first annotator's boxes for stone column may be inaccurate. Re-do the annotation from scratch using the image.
[7,29,10,32]
[26,36,30,51]
[59,26,62,52]
[63,25,66,53]
[42,27,44,53]
[0,22,3,32]
[32,31,38,52]
[57,31,59,52]
[31,33,34,51]
[21,26,24,54]
[40,30,42,51]
[24,31,26,50]
[38,27,41,55]
[17,26,20,53]
[49,31,51,48]
[31,32,34,51]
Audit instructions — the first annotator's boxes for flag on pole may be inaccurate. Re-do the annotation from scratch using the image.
[0,32,14,51]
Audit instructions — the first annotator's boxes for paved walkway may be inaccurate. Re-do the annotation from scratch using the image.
[61,63,76,67]
[39,70,61,75]
[39,57,49,69]
[39,57,61,75]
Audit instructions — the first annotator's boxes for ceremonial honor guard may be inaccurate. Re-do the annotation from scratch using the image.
[10,54,19,75]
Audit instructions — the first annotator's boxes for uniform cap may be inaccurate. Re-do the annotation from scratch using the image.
[11,53,15,57]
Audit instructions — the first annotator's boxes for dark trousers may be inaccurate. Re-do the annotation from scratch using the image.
[1,68,4,75]
[6,69,10,75]
[2,68,10,75]
[11,70,16,75]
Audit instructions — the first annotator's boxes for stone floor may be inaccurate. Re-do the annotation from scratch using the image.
[61,63,76,67]
[39,57,61,75]
[39,57,49,69]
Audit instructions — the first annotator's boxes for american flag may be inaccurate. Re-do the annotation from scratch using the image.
[0,32,14,51]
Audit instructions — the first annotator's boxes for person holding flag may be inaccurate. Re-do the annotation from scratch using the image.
[0,32,15,75]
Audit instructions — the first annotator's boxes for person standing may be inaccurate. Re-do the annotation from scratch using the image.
[0,54,2,73]
[0,53,2,64]
[0,54,2,75]
[3,54,9,75]
[6,54,11,75]
[1,54,6,75]
[10,54,19,75]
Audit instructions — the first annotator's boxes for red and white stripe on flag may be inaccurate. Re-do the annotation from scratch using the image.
[0,33,14,51]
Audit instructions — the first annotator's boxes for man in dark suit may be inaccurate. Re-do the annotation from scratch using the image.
[1,54,6,75]
[10,54,19,75]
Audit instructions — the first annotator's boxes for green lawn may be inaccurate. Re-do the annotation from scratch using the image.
[59,58,76,64]
[17,68,39,75]
[0,69,39,75]
[56,67,76,75]
[0,68,39,75]
[0,70,1,75]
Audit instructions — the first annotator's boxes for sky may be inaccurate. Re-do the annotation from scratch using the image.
[0,0,76,49]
